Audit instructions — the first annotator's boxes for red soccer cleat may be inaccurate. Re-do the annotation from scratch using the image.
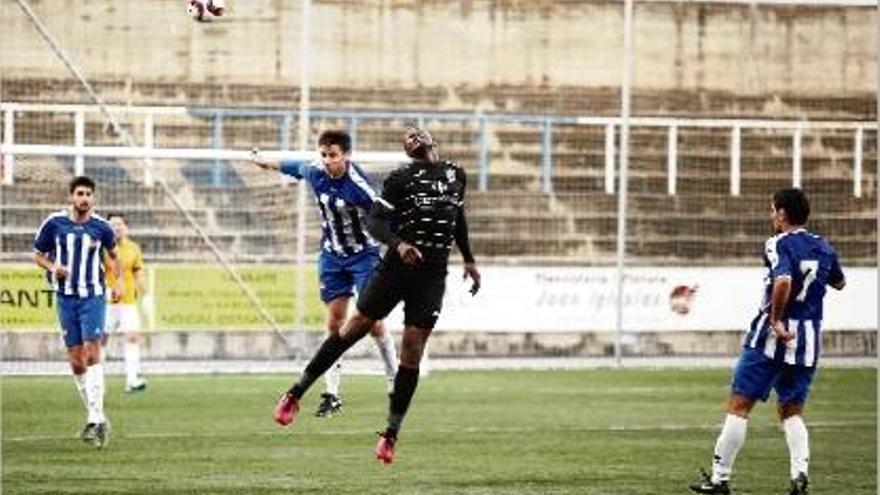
[374,433,396,464]
[273,392,299,426]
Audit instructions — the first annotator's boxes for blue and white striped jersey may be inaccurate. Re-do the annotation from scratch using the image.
[743,228,844,366]
[280,159,380,257]
[33,209,117,298]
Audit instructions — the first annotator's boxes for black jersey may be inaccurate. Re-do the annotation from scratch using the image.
[374,159,471,267]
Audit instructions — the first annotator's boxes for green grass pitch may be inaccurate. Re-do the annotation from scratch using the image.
[2,369,876,494]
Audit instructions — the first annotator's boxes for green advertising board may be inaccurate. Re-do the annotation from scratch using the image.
[0,264,324,331]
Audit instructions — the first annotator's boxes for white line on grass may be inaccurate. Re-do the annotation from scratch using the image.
[4,420,874,443]
[2,357,876,376]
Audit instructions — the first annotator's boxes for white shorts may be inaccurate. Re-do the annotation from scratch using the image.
[105,303,141,333]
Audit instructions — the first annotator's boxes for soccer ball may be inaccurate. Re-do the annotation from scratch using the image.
[187,0,224,22]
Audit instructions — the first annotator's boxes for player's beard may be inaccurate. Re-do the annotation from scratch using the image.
[74,200,92,216]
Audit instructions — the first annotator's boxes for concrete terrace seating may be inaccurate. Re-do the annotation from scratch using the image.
[0,202,316,263]
[2,171,875,264]
[2,80,876,265]
[557,192,877,265]
[4,78,875,119]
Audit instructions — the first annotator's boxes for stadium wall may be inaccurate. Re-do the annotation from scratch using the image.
[1,0,875,96]
[0,328,875,361]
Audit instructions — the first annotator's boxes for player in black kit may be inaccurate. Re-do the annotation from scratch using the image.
[273,127,481,464]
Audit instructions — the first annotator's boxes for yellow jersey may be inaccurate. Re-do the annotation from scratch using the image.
[105,237,144,304]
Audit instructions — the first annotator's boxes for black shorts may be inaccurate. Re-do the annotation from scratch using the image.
[357,260,447,330]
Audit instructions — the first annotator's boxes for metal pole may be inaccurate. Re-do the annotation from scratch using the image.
[212,114,224,186]
[74,110,85,176]
[479,116,489,192]
[541,119,553,194]
[349,116,358,149]
[792,126,802,189]
[3,109,14,185]
[294,0,312,355]
[614,0,636,367]
[605,123,615,194]
[874,5,879,458]
[143,112,155,187]
[853,126,863,198]
[280,114,292,151]
[667,125,677,196]
[730,126,741,196]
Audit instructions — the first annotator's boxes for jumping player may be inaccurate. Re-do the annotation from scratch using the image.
[252,130,398,417]
[273,127,481,464]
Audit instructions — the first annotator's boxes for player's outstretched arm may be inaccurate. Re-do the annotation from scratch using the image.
[250,148,280,171]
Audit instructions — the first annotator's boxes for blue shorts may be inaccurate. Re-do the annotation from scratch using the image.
[57,295,106,348]
[317,249,380,304]
[731,347,817,405]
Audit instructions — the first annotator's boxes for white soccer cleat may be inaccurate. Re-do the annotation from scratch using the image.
[125,378,148,393]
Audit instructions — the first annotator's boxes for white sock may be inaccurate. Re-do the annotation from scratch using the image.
[711,414,748,483]
[72,372,88,412]
[124,341,141,386]
[85,364,106,424]
[419,342,431,377]
[783,415,810,480]
[373,332,398,393]
[324,359,341,397]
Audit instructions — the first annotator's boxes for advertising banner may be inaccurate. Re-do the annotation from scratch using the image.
[422,266,877,332]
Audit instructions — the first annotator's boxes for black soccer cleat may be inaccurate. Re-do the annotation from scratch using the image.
[92,422,110,449]
[788,472,809,495]
[80,423,98,443]
[689,468,730,495]
[315,393,342,417]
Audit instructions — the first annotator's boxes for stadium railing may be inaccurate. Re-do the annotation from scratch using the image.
[3,102,875,198]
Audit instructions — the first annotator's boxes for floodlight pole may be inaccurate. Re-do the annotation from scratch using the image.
[614,0,636,367]
[874,0,879,464]
[295,0,312,359]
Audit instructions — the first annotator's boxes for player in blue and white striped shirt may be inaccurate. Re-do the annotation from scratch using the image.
[252,130,397,417]
[33,176,123,449]
[690,188,845,495]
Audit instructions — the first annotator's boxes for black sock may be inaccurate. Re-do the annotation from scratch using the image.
[289,334,351,399]
[386,365,420,437]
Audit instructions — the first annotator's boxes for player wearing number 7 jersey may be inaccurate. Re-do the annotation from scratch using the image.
[689,188,845,495]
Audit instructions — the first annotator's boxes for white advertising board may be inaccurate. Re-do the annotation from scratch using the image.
[383,266,877,332]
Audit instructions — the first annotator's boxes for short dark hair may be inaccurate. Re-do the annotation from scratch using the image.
[69,176,96,194]
[773,188,810,225]
[403,126,435,159]
[318,130,352,153]
[107,212,125,221]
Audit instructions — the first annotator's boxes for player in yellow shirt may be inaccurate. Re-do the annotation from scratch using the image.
[104,214,148,392]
